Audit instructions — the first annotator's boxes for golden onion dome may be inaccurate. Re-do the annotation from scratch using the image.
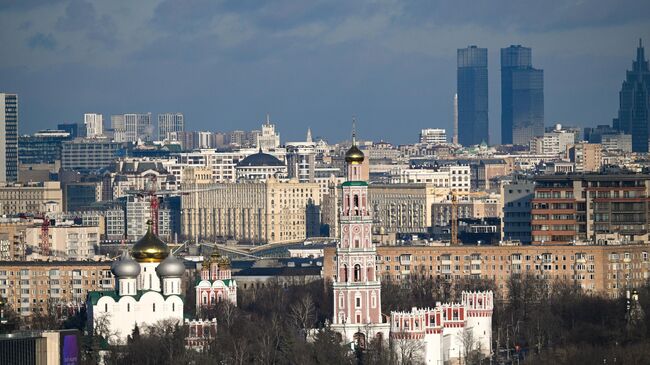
[345,144,364,164]
[131,220,170,263]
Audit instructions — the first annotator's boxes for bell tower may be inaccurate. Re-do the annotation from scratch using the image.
[332,127,382,327]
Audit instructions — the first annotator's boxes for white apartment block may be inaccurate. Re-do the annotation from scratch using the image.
[157,113,184,141]
[390,165,471,192]
[84,113,103,138]
[419,128,447,144]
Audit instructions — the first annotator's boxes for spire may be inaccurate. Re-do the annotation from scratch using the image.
[306,128,313,143]
[351,117,357,146]
[635,38,646,72]
[266,114,270,126]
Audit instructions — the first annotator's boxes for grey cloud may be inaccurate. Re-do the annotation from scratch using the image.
[27,32,57,50]
[55,0,118,47]
[0,0,65,11]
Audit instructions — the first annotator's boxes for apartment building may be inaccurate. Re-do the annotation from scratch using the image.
[0,219,30,261]
[323,243,650,298]
[0,181,62,215]
[0,261,113,316]
[61,139,121,172]
[531,173,650,245]
[181,178,322,244]
[390,164,471,192]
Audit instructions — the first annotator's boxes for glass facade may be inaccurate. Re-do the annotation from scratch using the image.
[613,40,650,152]
[1,93,18,182]
[457,46,489,146]
[500,45,544,145]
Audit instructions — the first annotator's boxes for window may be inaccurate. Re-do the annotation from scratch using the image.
[355,297,361,308]
[153,303,156,312]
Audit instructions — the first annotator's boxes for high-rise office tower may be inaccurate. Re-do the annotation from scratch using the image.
[613,39,650,152]
[457,46,489,146]
[84,113,104,138]
[0,93,18,182]
[501,45,544,145]
[158,113,184,141]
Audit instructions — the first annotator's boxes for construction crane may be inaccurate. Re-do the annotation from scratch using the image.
[40,214,50,256]
[434,189,488,245]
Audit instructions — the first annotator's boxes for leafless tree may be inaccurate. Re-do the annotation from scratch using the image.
[391,329,425,365]
[290,293,316,338]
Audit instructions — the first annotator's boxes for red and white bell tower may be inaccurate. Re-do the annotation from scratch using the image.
[332,130,385,336]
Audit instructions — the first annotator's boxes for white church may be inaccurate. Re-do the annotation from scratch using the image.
[87,221,185,343]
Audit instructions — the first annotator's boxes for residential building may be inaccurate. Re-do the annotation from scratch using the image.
[0,182,62,215]
[0,219,30,261]
[26,223,100,259]
[501,45,544,145]
[501,177,534,244]
[111,113,153,142]
[323,243,650,298]
[157,113,184,140]
[368,184,437,236]
[61,139,121,172]
[613,40,650,152]
[84,113,103,138]
[181,177,322,244]
[419,128,447,144]
[529,124,577,156]
[457,46,489,146]
[0,93,18,182]
[391,164,471,192]
[63,181,102,212]
[126,195,179,241]
[567,143,602,172]
[0,260,113,316]
[531,173,650,245]
[431,194,501,227]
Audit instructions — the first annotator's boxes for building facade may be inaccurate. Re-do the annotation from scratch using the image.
[157,113,184,141]
[501,177,534,244]
[531,173,650,245]
[181,178,322,244]
[457,46,489,146]
[0,181,62,215]
[0,261,113,316]
[501,45,544,145]
[18,130,71,165]
[419,129,447,145]
[61,139,121,172]
[84,113,104,138]
[323,243,650,299]
[195,252,237,313]
[0,93,18,182]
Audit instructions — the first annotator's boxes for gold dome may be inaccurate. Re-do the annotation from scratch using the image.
[206,251,231,269]
[345,144,364,164]
[131,221,170,263]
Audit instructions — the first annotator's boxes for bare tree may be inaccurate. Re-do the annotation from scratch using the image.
[391,329,425,365]
[290,293,316,339]
[459,327,483,365]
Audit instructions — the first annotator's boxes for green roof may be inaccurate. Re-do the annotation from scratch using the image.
[341,181,368,187]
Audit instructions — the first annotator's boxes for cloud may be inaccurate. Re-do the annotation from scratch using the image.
[55,0,117,47]
[27,32,57,50]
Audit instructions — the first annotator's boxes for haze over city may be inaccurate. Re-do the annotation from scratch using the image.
[2,0,650,143]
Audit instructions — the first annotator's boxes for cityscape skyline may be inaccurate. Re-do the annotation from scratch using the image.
[1,1,649,143]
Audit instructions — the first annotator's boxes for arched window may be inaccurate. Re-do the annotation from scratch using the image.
[354,264,361,282]
[343,264,348,282]
[104,303,107,312]
[172,303,175,312]
[153,303,156,312]
[353,195,360,215]
[127,303,130,312]
[367,266,372,281]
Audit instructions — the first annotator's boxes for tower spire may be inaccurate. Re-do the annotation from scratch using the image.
[352,117,357,145]
[266,114,270,126]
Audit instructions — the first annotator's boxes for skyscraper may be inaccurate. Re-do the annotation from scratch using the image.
[158,113,184,141]
[501,45,544,145]
[457,46,489,146]
[0,93,18,182]
[613,39,650,152]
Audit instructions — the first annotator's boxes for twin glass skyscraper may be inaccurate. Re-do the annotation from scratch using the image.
[457,46,489,146]
[456,45,544,146]
[500,45,544,145]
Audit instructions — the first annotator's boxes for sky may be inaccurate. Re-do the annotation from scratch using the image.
[2,0,650,144]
